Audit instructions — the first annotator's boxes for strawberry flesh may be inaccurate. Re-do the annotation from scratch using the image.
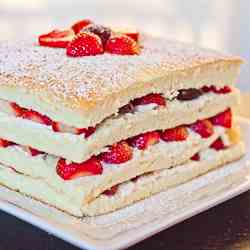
[10,102,26,117]
[105,35,139,55]
[112,27,139,41]
[99,141,133,164]
[160,126,188,142]
[0,138,14,148]
[190,119,214,138]
[39,29,75,48]
[22,110,52,126]
[132,93,166,107]
[128,131,160,150]
[103,185,119,196]
[210,109,232,128]
[71,19,93,34]
[66,32,104,57]
[201,85,231,94]
[29,147,43,156]
[56,156,103,180]
[190,153,200,161]
[210,138,226,151]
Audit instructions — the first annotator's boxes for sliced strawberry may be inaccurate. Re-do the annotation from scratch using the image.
[112,27,139,41]
[190,153,200,161]
[10,102,26,117]
[22,110,52,126]
[190,119,214,138]
[132,93,166,106]
[21,146,43,156]
[99,141,133,164]
[160,126,188,142]
[66,32,104,57]
[39,29,75,48]
[77,126,96,138]
[201,85,231,94]
[210,109,232,128]
[103,185,119,196]
[128,131,160,150]
[56,156,103,180]
[0,138,14,148]
[105,35,139,55]
[210,138,226,151]
[71,19,93,34]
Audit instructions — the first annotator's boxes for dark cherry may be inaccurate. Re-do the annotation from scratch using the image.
[119,103,135,114]
[81,24,111,45]
[177,88,203,101]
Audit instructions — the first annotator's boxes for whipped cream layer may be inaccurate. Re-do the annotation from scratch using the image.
[0,89,238,162]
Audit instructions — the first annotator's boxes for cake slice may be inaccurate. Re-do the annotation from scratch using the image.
[0,20,245,216]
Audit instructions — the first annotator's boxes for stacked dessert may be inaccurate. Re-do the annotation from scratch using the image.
[0,19,245,216]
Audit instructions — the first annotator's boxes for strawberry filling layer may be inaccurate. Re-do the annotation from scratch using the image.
[0,108,232,181]
[0,85,231,138]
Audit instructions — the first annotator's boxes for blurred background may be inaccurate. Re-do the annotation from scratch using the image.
[0,0,249,90]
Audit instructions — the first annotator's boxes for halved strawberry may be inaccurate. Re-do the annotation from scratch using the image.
[132,93,166,107]
[190,119,214,138]
[99,141,133,164]
[210,138,226,151]
[190,153,200,161]
[0,138,14,148]
[105,35,139,55]
[210,109,232,128]
[112,27,139,41]
[66,32,104,57]
[52,122,95,138]
[39,29,75,48]
[160,126,188,142]
[71,19,93,34]
[56,156,103,180]
[22,110,52,126]
[128,131,160,150]
[103,185,119,196]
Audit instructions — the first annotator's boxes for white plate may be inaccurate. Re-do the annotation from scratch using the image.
[0,118,250,250]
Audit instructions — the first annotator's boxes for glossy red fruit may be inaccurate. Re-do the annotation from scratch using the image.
[56,156,103,180]
[28,147,43,156]
[71,19,93,34]
[190,153,200,161]
[210,109,232,128]
[132,93,166,107]
[190,119,214,138]
[66,32,104,57]
[201,85,231,94]
[81,24,111,45]
[10,102,26,117]
[22,110,52,126]
[210,138,226,151]
[103,185,119,196]
[99,141,133,164]
[128,131,160,150]
[112,27,139,41]
[160,126,188,142]
[39,29,75,48]
[105,35,139,55]
[0,138,14,148]
[77,126,96,138]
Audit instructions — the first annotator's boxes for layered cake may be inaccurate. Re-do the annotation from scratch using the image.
[0,19,245,216]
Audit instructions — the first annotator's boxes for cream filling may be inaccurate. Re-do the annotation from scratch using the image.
[0,90,239,163]
[0,126,226,205]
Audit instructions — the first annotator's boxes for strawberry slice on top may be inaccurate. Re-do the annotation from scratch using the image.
[39,29,75,48]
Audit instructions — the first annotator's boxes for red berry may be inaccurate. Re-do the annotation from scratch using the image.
[190,153,200,161]
[210,109,232,128]
[99,141,133,164]
[77,126,96,138]
[132,93,166,107]
[190,119,214,138]
[112,27,139,41]
[28,147,43,156]
[201,85,231,94]
[38,29,75,48]
[56,156,103,180]
[81,24,111,45]
[128,131,160,150]
[210,138,226,151]
[160,126,188,142]
[66,32,104,57]
[0,138,14,148]
[22,110,52,126]
[105,35,139,55]
[201,85,216,93]
[10,102,26,117]
[103,185,119,196]
[71,19,93,34]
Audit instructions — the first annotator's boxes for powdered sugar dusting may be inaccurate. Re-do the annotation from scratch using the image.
[0,35,241,109]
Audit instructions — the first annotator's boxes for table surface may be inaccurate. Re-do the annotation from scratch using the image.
[1,95,250,250]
